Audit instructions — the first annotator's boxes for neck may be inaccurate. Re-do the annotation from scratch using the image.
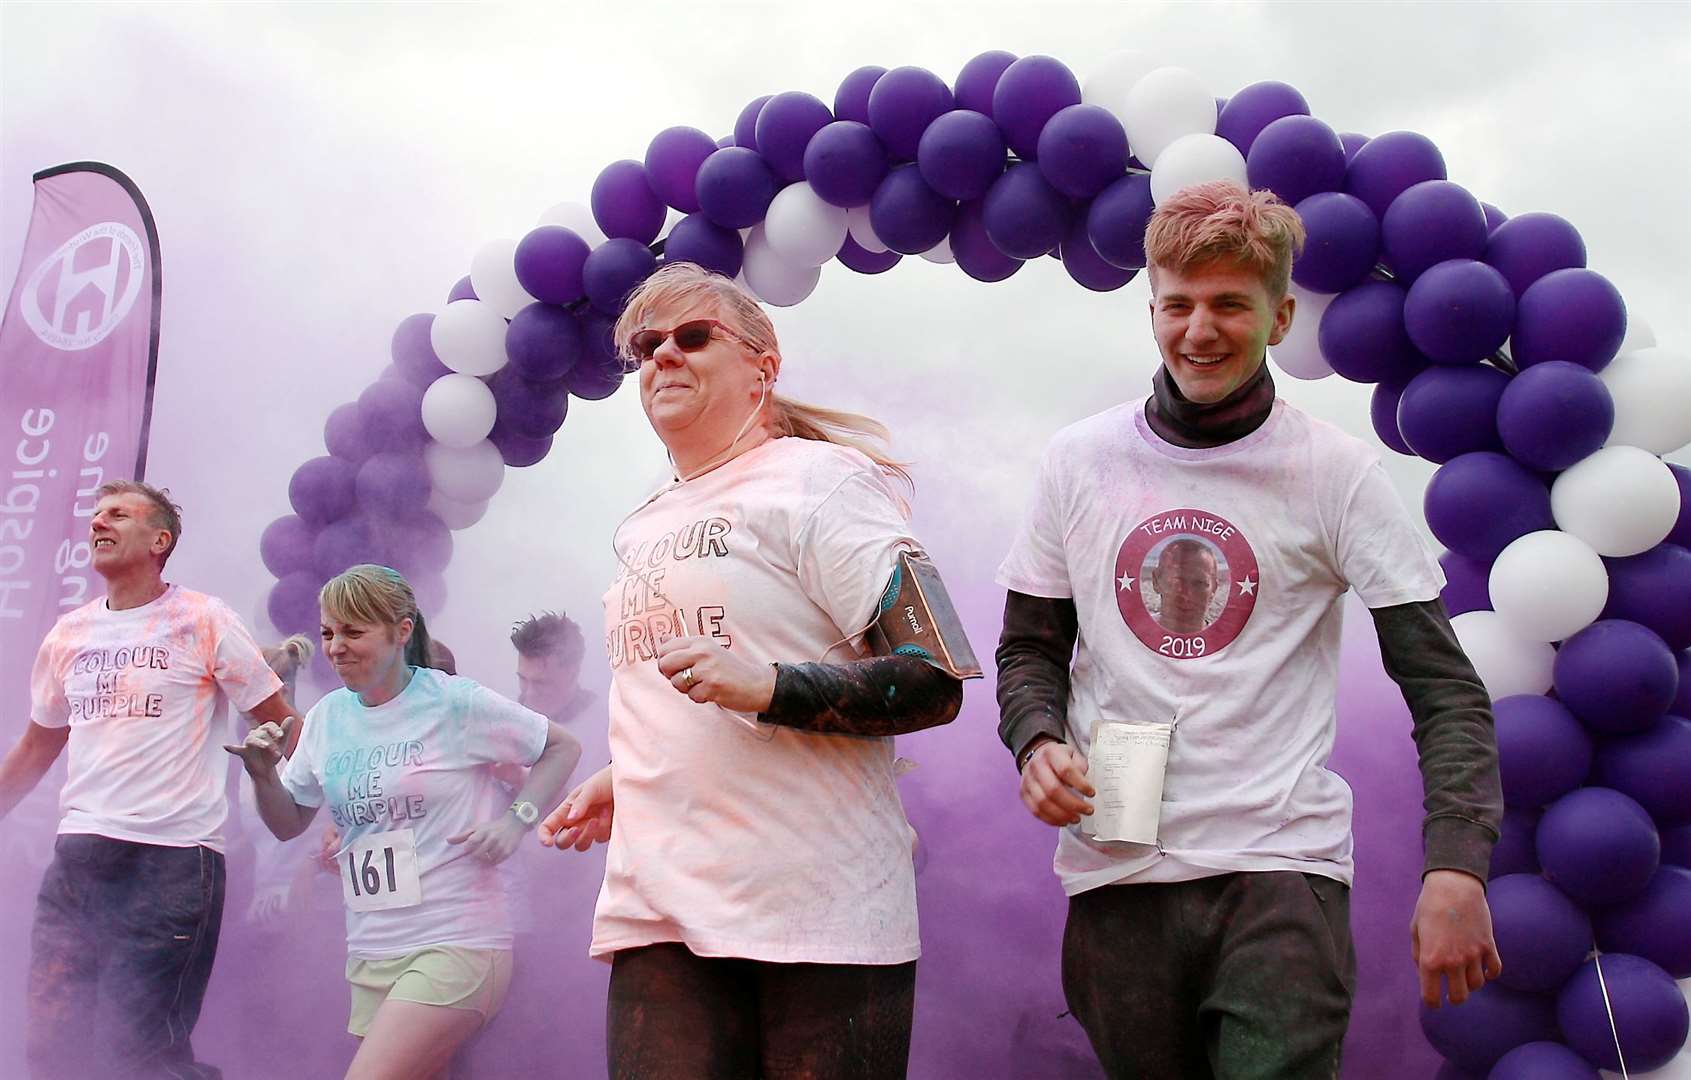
[1146,360,1276,449]
[670,424,771,481]
[103,568,167,611]
[357,662,414,708]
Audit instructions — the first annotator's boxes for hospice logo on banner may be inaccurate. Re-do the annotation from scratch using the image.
[0,162,161,749]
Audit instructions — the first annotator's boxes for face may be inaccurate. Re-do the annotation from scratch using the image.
[321,611,411,693]
[89,493,171,577]
[1149,260,1295,404]
[1151,545,1219,633]
[517,652,580,718]
[633,302,770,451]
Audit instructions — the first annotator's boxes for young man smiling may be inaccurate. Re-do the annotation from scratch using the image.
[0,479,298,1080]
[995,182,1504,1078]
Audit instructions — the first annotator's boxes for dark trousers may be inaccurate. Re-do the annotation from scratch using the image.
[26,834,227,1080]
[607,942,917,1080]
[1063,871,1355,1080]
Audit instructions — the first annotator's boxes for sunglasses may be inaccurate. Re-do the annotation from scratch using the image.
[625,319,755,366]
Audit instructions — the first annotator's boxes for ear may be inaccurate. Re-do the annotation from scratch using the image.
[395,617,415,646]
[1266,290,1296,347]
[151,530,173,556]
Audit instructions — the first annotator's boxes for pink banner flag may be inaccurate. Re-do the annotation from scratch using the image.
[0,162,161,755]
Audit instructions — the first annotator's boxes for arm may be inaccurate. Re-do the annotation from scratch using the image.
[245,691,304,757]
[0,722,69,822]
[448,722,581,864]
[995,591,1095,826]
[760,656,962,737]
[225,721,318,841]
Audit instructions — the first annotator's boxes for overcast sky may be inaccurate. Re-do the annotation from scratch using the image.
[3,0,1688,692]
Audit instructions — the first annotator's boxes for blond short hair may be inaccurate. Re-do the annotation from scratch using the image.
[1145,181,1307,299]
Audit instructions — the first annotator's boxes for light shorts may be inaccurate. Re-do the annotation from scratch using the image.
[345,946,514,1037]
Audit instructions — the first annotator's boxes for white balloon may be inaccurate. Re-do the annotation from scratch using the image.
[1619,312,1658,355]
[429,300,509,377]
[1082,50,1155,128]
[1269,286,1336,380]
[538,201,607,247]
[1601,347,1691,455]
[846,205,889,254]
[763,182,850,268]
[919,235,955,264]
[424,440,504,503]
[1150,133,1248,205]
[1120,66,1216,167]
[741,225,821,307]
[1450,610,1557,698]
[1488,530,1609,642]
[419,374,497,449]
[470,238,537,321]
[427,489,490,530]
[1551,445,1681,557]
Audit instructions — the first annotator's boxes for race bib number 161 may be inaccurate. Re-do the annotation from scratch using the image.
[341,827,423,912]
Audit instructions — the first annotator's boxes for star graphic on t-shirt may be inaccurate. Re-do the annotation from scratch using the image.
[1237,576,1258,596]
[1118,573,1135,592]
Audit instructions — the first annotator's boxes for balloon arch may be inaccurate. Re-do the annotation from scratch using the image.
[257,51,1691,1077]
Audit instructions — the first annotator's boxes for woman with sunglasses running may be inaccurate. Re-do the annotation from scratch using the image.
[539,262,974,1079]
[230,565,579,1080]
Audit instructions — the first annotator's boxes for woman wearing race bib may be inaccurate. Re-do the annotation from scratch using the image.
[231,564,579,1080]
[537,263,974,1080]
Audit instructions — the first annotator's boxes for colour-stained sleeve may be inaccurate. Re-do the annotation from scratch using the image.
[280,704,326,809]
[792,466,920,653]
[760,655,962,737]
[206,600,285,712]
[28,627,70,728]
[994,590,1078,765]
[1332,460,1444,609]
[460,681,549,768]
[995,442,1073,600]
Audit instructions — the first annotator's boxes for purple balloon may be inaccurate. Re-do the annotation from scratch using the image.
[733,95,772,150]
[695,146,779,230]
[447,275,477,303]
[1679,648,1691,718]
[1555,620,1680,735]
[950,200,1022,284]
[1419,983,1558,1071]
[1593,715,1691,827]
[991,55,1081,159]
[1482,203,1509,235]
[755,91,834,183]
[564,313,625,401]
[1496,360,1615,472]
[1484,212,1586,297]
[591,160,666,245]
[489,364,569,439]
[488,420,553,469]
[982,163,1071,259]
[867,66,954,160]
[1318,280,1426,385]
[260,515,316,578]
[1339,132,1370,162]
[313,514,385,580]
[1215,80,1310,156]
[1495,694,1593,808]
[955,50,1017,115]
[1512,268,1628,372]
[1036,104,1127,199]
[358,377,428,451]
[833,65,885,124]
[1603,544,1691,652]
[1344,130,1447,219]
[1597,866,1691,979]
[1489,1042,1599,1080]
[513,226,591,306]
[355,451,429,515]
[1370,380,1414,455]
[384,511,453,579]
[267,571,324,636]
[1557,954,1689,1072]
[289,456,357,528]
[1403,259,1515,364]
[1245,114,1347,208]
[644,126,718,213]
[1423,452,1553,562]
[1538,787,1661,905]
[1395,364,1509,463]
[391,312,450,387]
[505,303,582,383]
[1439,550,1492,617]
[1492,805,1543,878]
[916,110,1007,201]
[1292,191,1380,294]
[835,234,902,275]
[1668,464,1691,549]
[1489,873,1594,993]
[664,216,745,279]
[1059,213,1136,292]
[1667,823,1691,869]
[324,402,377,465]
[804,121,889,208]
[1086,173,1156,269]
[582,238,657,316]
[868,164,956,256]
[1381,180,1488,284]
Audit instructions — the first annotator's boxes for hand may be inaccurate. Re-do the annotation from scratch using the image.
[539,765,612,852]
[223,717,296,776]
[655,636,776,714]
[314,826,341,874]
[1019,739,1096,827]
[1411,869,1503,1007]
[446,812,528,865]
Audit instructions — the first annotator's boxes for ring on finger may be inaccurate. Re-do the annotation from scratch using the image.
[680,667,697,691]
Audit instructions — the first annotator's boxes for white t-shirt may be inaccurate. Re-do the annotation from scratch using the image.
[997,399,1443,894]
[594,437,921,965]
[29,585,282,852]
[281,667,549,959]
